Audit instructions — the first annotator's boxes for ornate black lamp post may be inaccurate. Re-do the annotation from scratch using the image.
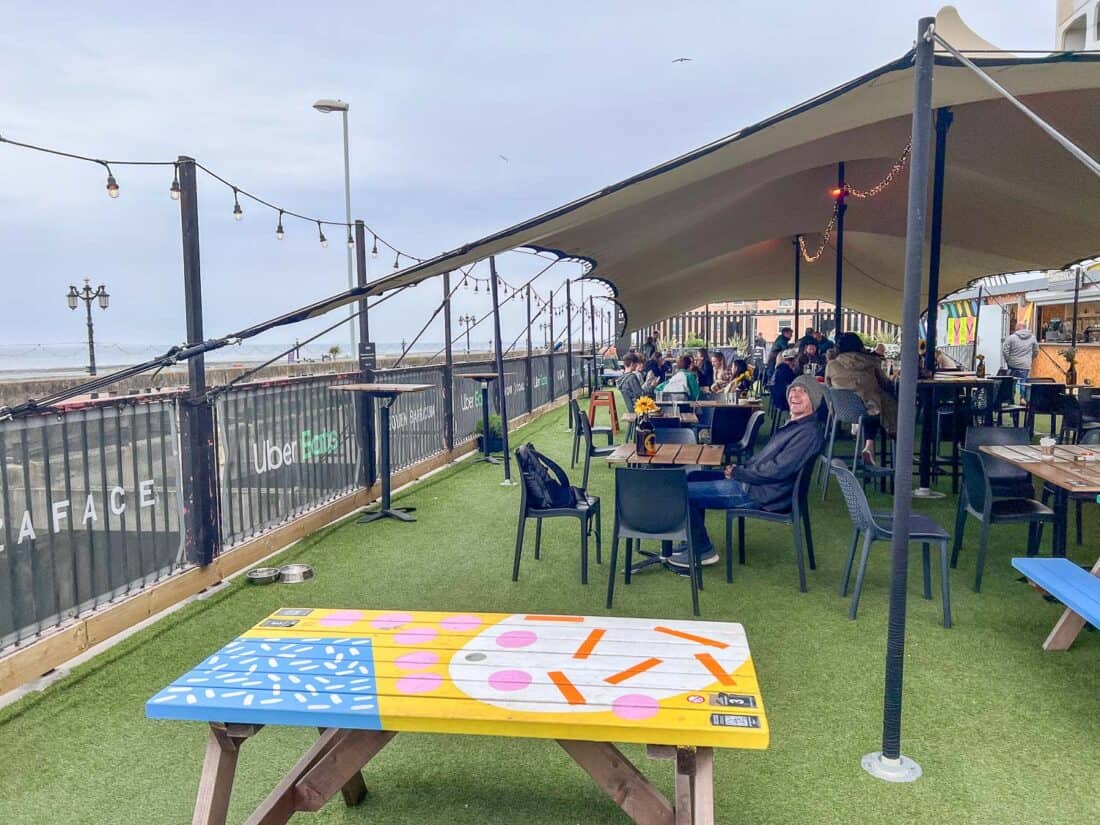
[67,278,109,375]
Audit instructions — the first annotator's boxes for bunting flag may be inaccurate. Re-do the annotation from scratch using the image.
[943,299,978,345]
[1017,300,1035,328]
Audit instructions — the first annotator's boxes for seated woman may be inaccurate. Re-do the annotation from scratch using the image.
[657,354,702,400]
[824,332,898,465]
[730,358,754,393]
[695,348,714,389]
[709,352,736,394]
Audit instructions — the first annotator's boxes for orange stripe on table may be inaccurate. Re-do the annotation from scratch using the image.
[604,657,662,685]
[548,670,586,705]
[573,629,606,660]
[653,626,729,649]
[524,615,585,622]
[695,652,735,686]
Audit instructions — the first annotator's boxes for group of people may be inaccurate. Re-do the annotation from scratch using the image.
[621,340,755,407]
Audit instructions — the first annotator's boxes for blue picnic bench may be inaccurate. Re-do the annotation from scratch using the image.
[1012,557,1100,650]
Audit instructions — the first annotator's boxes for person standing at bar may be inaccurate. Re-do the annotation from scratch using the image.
[1002,322,1040,398]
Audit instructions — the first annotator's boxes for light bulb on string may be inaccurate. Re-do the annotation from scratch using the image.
[232,188,243,221]
[347,229,354,249]
[464,277,470,290]
[474,281,479,293]
[317,222,328,248]
[275,211,285,240]
[371,235,378,257]
[169,165,180,200]
[104,165,119,198]
[393,252,400,270]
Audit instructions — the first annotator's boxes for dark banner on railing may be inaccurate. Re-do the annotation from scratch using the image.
[215,375,360,547]
[0,401,183,650]
[370,365,447,473]
[531,356,551,409]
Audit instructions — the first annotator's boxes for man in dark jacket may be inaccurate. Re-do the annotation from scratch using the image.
[770,348,799,411]
[668,375,825,567]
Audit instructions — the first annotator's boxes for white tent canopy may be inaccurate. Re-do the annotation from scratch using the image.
[282,8,1100,336]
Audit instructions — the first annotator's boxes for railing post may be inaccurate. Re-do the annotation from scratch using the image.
[442,271,455,451]
[176,156,220,566]
[354,220,377,488]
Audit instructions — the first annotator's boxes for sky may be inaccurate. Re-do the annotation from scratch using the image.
[0,1,1057,364]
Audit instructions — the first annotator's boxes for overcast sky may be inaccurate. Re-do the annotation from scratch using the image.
[0,1,1055,361]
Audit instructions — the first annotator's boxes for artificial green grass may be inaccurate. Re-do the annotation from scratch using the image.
[1,402,1098,824]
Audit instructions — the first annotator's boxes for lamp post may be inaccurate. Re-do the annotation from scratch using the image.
[313,98,355,359]
[459,314,476,354]
[67,278,109,376]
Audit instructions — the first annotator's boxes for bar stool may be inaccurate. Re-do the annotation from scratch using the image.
[588,390,620,434]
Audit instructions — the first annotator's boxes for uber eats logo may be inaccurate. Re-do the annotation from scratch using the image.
[251,428,340,474]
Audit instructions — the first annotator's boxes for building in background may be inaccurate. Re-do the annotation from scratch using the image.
[1058,0,1099,49]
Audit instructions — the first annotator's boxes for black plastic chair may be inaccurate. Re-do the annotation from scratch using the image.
[723,457,817,592]
[991,375,1025,427]
[606,467,702,616]
[953,448,1056,592]
[958,426,1035,500]
[830,460,952,627]
[654,428,697,444]
[513,449,601,585]
[724,410,766,465]
[1025,383,1065,439]
[570,399,615,490]
[1041,426,1100,545]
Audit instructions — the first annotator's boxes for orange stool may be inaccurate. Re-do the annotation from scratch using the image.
[588,390,619,434]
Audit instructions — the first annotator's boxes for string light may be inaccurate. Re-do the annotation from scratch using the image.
[846,141,912,199]
[105,166,119,198]
[371,235,378,257]
[393,252,400,270]
[347,230,354,249]
[317,221,328,248]
[169,165,180,200]
[275,210,285,240]
[232,188,243,221]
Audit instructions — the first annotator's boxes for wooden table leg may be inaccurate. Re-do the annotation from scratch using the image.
[691,748,714,825]
[318,726,368,805]
[245,729,395,825]
[1043,556,1100,650]
[558,739,674,825]
[674,747,695,825]
[193,723,262,825]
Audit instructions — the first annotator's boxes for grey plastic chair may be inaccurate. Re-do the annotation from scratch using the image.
[953,448,1056,592]
[724,410,765,465]
[819,388,868,500]
[830,460,952,628]
[606,467,702,616]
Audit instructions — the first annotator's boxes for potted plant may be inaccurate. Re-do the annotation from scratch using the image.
[475,413,504,453]
[633,396,660,456]
[1060,347,1078,385]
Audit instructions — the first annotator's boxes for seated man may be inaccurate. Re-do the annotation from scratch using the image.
[668,375,825,568]
[616,353,651,409]
[770,347,799,411]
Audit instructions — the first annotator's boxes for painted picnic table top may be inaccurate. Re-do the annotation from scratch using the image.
[980,444,1100,494]
[333,383,434,395]
[146,609,768,750]
[607,443,724,467]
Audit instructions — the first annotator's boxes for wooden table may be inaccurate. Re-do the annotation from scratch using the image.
[980,444,1100,555]
[334,384,433,523]
[608,443,724,467]
[690,399,763,409]
[459,372,511,465]
[147,608,769,825]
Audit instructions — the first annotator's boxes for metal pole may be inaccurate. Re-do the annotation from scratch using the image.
[548,290,556,401]
[704,303,711,348]
[793,238,802,341]
[443,271,455,452]
[525,284,534,414]
[84,295,97,376]
[864,17,934,784]
[488,257,514,484]
[925,108,953,374]
[971,285,985,370]
[176,156,220,567]
[342,109,355,358]
[566,280,574,430]
[835,162,847,335]
[354,220,376,488]
[590,295,597,393]
[1071,266,1082,347]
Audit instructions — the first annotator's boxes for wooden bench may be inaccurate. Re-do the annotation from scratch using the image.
[148,608,769,825]
[1012,557,1100,650]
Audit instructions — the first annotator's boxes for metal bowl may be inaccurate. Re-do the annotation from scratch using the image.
[246,567,281,585]
[278,563,315,584]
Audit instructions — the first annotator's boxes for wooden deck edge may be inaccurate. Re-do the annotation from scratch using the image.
[0,395,570,695]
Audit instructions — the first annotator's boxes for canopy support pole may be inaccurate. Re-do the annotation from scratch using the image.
[548,290,555,401]
[525,285,534,414]
[863,16,933,785]
[566,280,574,431]
[442,270,455,452]
[924,108,953,375]
[590,296,598,394]
[834,163,846,335]
[488,256,515,485]
[793,238,802,340]
[355,220,378,485]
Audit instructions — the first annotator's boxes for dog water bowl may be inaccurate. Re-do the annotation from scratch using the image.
[278,564,315,583]
[246,567,281,585]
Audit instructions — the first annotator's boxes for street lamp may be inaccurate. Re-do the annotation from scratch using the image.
[458,314,477,354]
[67,278,109,375]
[313,97,355,359]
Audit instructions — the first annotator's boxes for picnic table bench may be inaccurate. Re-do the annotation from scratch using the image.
[148,608,768,825]
[1012,557,1100,650]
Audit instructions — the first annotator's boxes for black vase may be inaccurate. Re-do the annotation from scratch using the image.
[634,417,656,456]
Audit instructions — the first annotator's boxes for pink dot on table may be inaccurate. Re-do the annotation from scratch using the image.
[488,669,532,692]
[440,614,483,632]
[395,651,440,670]
[370,612,414,630]
[496,630,537,649]
[612,694,660,721]
[393,626,438,645]
[319,610,366,628]
[396,673,443,694]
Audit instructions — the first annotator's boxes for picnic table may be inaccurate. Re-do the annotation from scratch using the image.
[147,608,769,825]
[979,443,1100,556]
[607,443,724,467]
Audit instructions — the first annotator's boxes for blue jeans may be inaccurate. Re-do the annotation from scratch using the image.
[686,476,762,555]
[1008,368,1029,401]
